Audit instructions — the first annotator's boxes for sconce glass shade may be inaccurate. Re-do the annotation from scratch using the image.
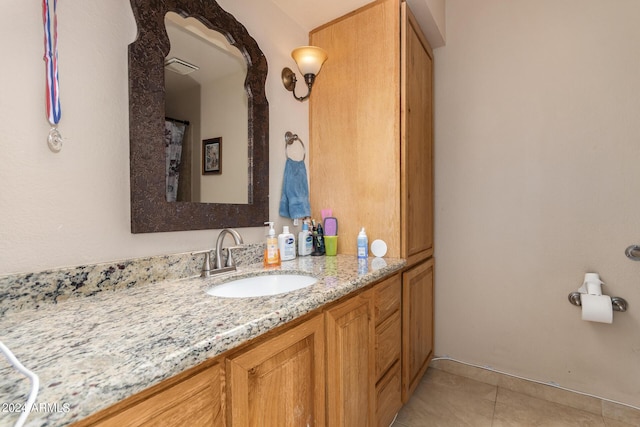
[291,46,328,76]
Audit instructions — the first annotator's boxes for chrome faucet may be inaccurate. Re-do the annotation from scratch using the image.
[214,228,244,273]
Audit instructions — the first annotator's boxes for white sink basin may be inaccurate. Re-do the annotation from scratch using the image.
[206,274,318,298]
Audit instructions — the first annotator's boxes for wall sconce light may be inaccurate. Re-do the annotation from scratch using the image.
[281,46,328,102]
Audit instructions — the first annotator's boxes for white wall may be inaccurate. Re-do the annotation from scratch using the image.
[435,0,640,407]
[200,71,248,204]
[407,0,446,48]
[0,0,309,274]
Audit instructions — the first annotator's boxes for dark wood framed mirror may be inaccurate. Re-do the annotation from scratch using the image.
[129,0,269,233]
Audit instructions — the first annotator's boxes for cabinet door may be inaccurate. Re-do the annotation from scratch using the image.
[402,258,434,402]
[309,0,402,257]
[89,362,224,427]
[325,291,375,427]
[401,2,434,264]
[226,314,325,427]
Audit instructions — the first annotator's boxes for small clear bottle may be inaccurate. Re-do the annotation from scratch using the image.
[357,227,368,259]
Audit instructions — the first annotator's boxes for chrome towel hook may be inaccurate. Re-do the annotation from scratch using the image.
[625,245,640,261]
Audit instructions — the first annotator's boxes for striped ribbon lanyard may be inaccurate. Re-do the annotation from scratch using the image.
[42,0,63,152]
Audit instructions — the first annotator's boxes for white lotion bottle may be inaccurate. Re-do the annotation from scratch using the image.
[298,223,313,256]
[279,226,297,261]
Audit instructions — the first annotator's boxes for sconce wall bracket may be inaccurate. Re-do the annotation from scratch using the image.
[282,67,315,102]
[282,67,297,92]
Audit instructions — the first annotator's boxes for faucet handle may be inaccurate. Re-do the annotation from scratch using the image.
[225,245,244,267]
[192,250,212,277]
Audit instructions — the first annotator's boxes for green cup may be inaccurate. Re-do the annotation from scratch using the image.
[325,235,338,256]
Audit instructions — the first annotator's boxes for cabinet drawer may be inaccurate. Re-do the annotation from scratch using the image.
[376,360,402,427]
[374,274,401,325]
[375,309,401,379]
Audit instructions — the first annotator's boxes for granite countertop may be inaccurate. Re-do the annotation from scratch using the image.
[0,255,405,427]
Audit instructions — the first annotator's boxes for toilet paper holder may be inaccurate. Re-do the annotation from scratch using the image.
[568,292,628,312]
[625,245,640,261]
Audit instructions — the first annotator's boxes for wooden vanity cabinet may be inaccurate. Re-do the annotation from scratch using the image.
[310,0,435,405]
[76,275,404,427]
[78,315,326,427]
[224,274,402,427]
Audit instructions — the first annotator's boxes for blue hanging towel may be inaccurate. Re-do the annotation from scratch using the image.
[279,158,311,219]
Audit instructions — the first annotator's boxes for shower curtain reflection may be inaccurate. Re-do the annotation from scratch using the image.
[164,119,188,202]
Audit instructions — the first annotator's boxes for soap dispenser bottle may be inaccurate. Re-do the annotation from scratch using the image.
[278,226,297,261]
[264,222,281,267]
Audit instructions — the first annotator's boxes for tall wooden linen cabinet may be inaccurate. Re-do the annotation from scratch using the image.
[309,0,435,411]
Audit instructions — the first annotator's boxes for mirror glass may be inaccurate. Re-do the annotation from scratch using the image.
[164,12,248,204]
[128,0,269,233]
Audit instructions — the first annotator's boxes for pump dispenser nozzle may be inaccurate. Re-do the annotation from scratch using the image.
[265,221,276,236]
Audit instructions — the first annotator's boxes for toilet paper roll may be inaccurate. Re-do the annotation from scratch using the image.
[581,294,613,324]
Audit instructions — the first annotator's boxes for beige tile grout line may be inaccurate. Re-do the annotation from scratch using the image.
[431,356,640,414]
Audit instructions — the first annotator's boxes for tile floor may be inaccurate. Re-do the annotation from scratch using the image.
[392,360,640,426]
